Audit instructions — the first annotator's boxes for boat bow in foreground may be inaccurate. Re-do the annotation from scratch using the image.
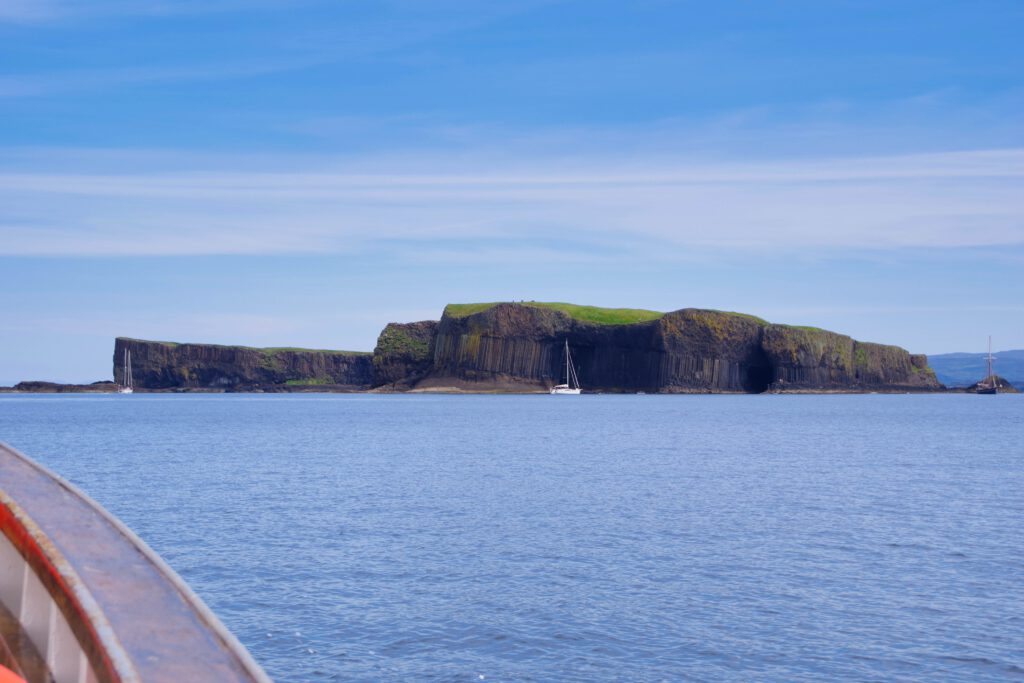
[0,442,271,683]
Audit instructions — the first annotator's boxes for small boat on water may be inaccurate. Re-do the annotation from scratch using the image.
[550,340,581,395]
[118,348,134,394]
[977,336,998,395]
[0,442,269,683]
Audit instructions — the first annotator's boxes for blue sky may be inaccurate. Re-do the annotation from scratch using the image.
[1,0,1022,383]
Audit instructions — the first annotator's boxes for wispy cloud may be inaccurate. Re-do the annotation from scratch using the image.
[1,147,1021,257]
[0,0,60,23]
[0,60,319,98]
[0,2,553,97]
[0,0,302,24]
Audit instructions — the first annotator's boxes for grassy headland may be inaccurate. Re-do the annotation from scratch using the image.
[443,301,665,325]
[116,338,369,355]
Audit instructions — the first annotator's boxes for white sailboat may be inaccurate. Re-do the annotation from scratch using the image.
[550,339,581,395]
[118,348,134,394]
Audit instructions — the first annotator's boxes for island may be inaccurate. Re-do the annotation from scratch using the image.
[95,302,942,394]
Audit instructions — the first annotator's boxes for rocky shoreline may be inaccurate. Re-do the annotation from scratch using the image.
[1,381,119,393]
[0,384,958,394]
[0,384,975,395]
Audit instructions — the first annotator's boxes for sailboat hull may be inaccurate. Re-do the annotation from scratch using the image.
[552,339,582,394]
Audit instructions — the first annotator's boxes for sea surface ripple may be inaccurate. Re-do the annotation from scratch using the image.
[1,394,1022,682]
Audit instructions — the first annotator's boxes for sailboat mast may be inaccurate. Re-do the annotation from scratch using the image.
[988,336,994,384]
[566,341,579,389]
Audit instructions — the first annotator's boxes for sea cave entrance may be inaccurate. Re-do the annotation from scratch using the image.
[742,351,773,394]
[743,366,772,393]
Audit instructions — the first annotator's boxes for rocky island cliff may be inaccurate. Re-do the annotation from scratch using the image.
[421,303,939,393]
[114,338,373,390]
[109,302,942,393]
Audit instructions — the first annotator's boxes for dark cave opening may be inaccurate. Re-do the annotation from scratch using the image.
[743,365,772,393]
[742,355,774,393]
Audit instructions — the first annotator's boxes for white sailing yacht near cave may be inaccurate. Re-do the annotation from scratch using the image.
[550,340,582,395]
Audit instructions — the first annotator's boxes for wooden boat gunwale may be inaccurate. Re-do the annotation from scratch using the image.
[0,486,133,682]
[0,442,271,683]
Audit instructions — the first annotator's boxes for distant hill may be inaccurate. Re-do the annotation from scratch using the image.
[928,349,1024,388]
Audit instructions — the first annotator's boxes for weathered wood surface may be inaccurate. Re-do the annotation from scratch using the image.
[0,443,271,683]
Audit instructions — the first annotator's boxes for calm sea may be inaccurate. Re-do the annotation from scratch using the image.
[1,394,1022,682]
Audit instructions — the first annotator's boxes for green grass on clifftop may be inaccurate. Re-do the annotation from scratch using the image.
[116,338,368,355]
[708,310,769,326]
[375,327,430,356]
[444,302,665,325]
